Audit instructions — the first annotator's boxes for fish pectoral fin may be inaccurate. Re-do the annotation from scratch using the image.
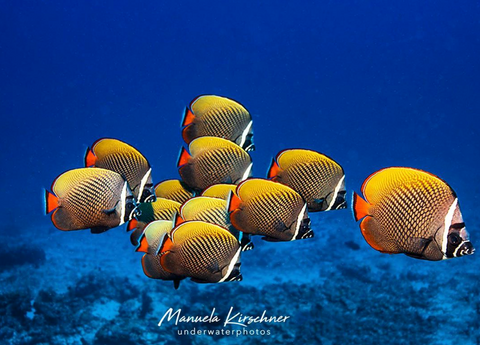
[405,237,433,257]
[102,208,116,215]
[274,219,294,233]
[90,226,110,234]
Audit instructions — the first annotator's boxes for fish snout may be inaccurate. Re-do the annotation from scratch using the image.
[296,218,314,240]
[225,264,243,282]
[141,189,156,203]
[459,241,475,256]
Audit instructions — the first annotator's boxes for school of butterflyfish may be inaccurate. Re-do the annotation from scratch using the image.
[44,95,475,289]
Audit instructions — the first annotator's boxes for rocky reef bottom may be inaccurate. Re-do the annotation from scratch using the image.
[1,213,479,345]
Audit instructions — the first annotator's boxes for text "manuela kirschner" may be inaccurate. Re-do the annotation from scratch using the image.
[158,307,290,328]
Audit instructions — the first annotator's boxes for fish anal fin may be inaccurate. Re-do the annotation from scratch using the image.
[353,192,370,221]
[229,209,249,235]
[90,226,109,234]
[267,158,281,179]
[190,278,211,284]
[360,216,395,253]
[84,147,97,167]
[45,190,59,214]
[51,208,75,231]
[261,236,282,242]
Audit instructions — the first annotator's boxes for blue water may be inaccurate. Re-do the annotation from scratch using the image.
[1,1,479,344]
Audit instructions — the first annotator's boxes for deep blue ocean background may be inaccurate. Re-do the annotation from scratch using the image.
[1,1,479,344]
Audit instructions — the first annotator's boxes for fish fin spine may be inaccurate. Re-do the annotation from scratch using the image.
[45,190,58,214]
[177,147,191,167]
[352,192,370,221]
[84,147,97,167]
[267,158,280,179]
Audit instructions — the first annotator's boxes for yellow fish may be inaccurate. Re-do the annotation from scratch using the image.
[181,95,254,151]
[85,138,155,203]
[228,179,313,242]
[353,167,474,261]
[268,149,346,212]
[178,136,252,191]
[45,168,136,233]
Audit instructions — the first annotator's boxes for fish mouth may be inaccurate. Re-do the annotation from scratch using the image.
[244,143,255,152]
[142,193,156,203]
[332,191,347,210]
[457,241,475,256]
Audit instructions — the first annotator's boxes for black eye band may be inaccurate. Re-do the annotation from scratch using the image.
[450,222,465,230]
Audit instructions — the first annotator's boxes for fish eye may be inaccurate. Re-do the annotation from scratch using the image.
[448,233,461,246]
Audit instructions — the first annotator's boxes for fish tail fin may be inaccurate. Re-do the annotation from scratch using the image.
[352,192,370,221]
[227,190,242,213]
[267,158,280,179]
[127,219,138,232]
[181,107,195,127]
[45,190,59,214]
[174,213,185,227]
[135,233,149,253]
[177,147,191,168]
[84,147,97,167]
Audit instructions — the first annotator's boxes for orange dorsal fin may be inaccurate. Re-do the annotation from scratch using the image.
[181,107,196,127]
[267,158,280,179]
[84,147,97,167]
[45,190,59,214]
[127,219,138,232]
[352,192,370,221]
[227,190,242,213]
[177,147,191,167]
[135,234,149,253]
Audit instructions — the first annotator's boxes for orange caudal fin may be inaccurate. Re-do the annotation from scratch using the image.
[84,147,97,167]
[177,147,191,167]
[267,158,280,179]
[45,190,59,214]
[227,190,242,213]
[135,233,149,253]
[174,213,185,227]
[352,192,370,221]
[181,107,195,127]
[127,219,138,232]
